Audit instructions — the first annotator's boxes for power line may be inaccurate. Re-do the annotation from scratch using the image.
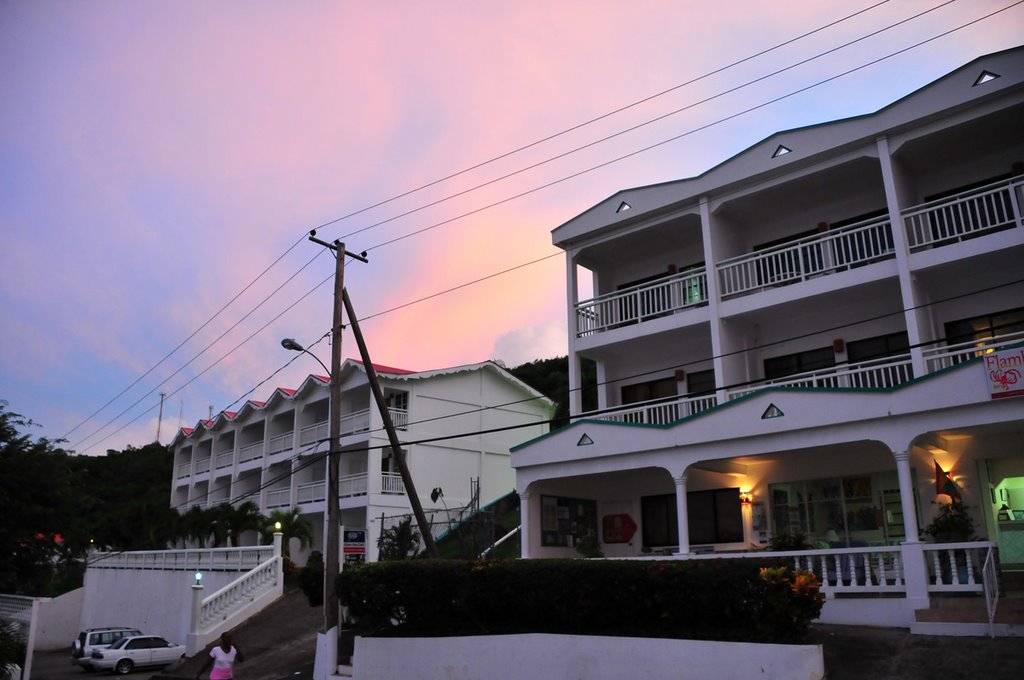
[55,1,903,442]
[70,2,1021,451]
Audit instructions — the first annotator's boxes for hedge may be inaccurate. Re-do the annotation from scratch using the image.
[337,558,823,644]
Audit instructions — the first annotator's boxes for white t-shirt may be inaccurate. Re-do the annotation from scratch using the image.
[209,645,238,679]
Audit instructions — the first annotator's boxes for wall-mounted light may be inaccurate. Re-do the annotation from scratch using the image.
[739,491,754,505]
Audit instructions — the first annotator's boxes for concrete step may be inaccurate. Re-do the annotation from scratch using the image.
[915,595,1024,624]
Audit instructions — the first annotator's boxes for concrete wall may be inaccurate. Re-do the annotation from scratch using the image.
[33,588,84,651]
[352,634,824,680]
[81,568,239,649]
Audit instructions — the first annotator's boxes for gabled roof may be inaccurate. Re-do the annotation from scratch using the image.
[552,44,1024,247]
[170,358,553,447]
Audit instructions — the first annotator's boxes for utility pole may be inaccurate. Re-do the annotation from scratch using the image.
[343,289,439,558]
[156,392,166,443]
[307,230,367,635]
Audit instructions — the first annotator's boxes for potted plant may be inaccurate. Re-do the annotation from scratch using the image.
[921,500,978,584]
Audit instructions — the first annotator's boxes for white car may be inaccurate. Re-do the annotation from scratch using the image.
[88,635,185,675]
[71,627,143,670]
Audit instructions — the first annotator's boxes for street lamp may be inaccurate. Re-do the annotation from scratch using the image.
[281,335,343,637]
[281,338,330,376]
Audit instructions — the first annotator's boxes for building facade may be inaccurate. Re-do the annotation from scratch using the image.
[171,359,551,563]
[512,47,1024,630]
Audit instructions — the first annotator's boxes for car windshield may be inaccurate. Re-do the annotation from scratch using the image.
[109,638,130,650]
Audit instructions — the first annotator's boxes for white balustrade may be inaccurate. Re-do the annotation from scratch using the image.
[923,542,987,593]
[580,394,717,426]
[718,216,894,298]
[381,472,405,495]
[268,431,293,455]
[728,354,913,400]
[904,177,1023,251]
[297,480,326,504]
[339,473,368,498]
[198,558,280,628]
[340,410,371,436]
[299,420,329,446]
[575,269,708,337]
[239,441,263,463]
[264,488,291,509]
[177,463,191,479]
[89,545,274,571]
[215,451,233,470]
[195,457,211,474]
[922,330,1024,373]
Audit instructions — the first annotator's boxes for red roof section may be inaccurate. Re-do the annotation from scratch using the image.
[277,387,297,396]
[352,359,414,375]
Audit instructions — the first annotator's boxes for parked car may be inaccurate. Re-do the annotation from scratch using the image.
[71,628,143,670]
[89,635,186,675]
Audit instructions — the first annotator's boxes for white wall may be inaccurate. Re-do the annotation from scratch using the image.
[353,634,824,680]
[32,588,84,651]
[81,569,239,648]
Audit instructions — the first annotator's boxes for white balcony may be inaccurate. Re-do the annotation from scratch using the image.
[339,474,366,498]
[268,432,293,456]
[582,394,718,426]
[300,420,329,446]
[718,215,895,299]
[177,463,191,479]
[195,457,211,475]
[904,177,1023,251]
[301,409,411,446]
[923,330,1024,373]
[728,354,914,400]
[575,269,708,338]
[239,442,263,464]
[215,451,233,470]
[381,472,405,495]
[297,480,326,504]
[265,488,291,509]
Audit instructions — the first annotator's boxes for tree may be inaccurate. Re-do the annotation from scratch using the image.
[507,357,597,429]
[0,401,84,595]
[260,507,314,558]
[211,501,265,547]
[377,516,421,561]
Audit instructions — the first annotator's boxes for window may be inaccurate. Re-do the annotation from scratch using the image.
[641,487,743,548]
[945,306,1024,345]
[685,369,715,397]
[688,488,743,544]
[764,347,835,380]
[622,377,677,405]
[847,332,909,363]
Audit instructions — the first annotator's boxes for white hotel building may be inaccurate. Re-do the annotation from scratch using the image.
[170,359,551,563]
[512,46,1024,632]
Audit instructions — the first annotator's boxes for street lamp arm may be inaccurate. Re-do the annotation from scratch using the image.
[281,338,331,378]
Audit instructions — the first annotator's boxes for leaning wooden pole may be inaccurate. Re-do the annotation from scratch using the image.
[342,288,439,558]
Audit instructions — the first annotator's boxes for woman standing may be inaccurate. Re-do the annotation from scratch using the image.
[196,633,244,680]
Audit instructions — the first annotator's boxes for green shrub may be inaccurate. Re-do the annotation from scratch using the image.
[337,558,823,643]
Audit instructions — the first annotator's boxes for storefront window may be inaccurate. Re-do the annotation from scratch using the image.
[769,471,906,546]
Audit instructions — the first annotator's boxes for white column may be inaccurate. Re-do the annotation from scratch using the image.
[566,252,583,417]
[700,198,728,406]
[877,136,927,378]
[893,449,930,614]
[520,491,533,559]
[674,474,690,555]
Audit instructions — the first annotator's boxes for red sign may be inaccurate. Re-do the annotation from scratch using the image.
[602,514,637,543]
[985,347,1024,399]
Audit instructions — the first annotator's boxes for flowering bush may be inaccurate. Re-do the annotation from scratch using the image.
[755,566,825,640]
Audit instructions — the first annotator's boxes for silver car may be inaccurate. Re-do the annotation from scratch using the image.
[71,628,143,670]
[88,635,185,675]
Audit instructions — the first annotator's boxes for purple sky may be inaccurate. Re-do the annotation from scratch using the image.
[2,1,1021,454]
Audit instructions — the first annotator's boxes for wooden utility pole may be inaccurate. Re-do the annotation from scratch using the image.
[307,229,367,633]
[342,289,439,558]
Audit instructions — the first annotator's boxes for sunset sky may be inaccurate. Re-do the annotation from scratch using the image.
[2,1,1022,455]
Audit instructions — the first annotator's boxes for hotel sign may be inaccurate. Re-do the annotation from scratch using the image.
[985,347,1024,400]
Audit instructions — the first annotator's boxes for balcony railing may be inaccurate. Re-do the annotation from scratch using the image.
[265,488,291,509]
[301,408,411,445]
[339,473,367,498]
[268,432,293,456]
[195,457,211,474]
[177,463,191,479]
[904,177,1023,251]
[239,442,263,464]
[922,330,1024,373]
[382,472,405,495]
[299,420,329,446]
[729,354,914,400]
[582,394,718,425]
[718,215,895,299]
[575,268,708,338]
[297,480,326,504]
[215,451,233,470]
